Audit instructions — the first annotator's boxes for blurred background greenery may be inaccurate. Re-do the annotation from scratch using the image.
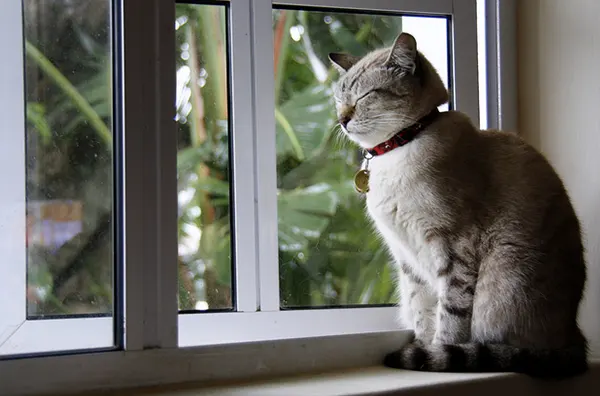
[23,0,113,316]
[22,1,423,317]
[272,9,401,308]
[175,5,404,310]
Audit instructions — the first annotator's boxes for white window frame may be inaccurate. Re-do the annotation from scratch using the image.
[0,0,115,356]
[483,0,517,131]
[0,0,516,394]
[0,0,28,352]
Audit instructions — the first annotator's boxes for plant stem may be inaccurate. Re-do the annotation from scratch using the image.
[275,107,305,160]
[25,41,112,146]
[186,24,207,147]
[273,10,296,104]
[197,6,227,122]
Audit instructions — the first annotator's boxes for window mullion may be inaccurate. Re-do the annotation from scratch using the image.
[484,0,517,131]
[122,0,178,350]
[250,0,281,312]
[0,0,27,341]
[451,0,480,125]
[229,0,261,312]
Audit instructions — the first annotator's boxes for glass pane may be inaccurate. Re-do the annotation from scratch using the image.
[24,1,114,318]
[274,10,449,308]
[176,3,233,311]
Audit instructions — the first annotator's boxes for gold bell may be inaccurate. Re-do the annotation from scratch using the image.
[354,169,370,193]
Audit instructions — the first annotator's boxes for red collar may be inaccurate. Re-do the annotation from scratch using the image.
[366,108,440,157]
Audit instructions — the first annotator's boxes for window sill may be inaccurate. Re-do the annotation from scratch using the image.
[0,317,112,356]
[90,361,600,396]
[3,328,597,396]
[179,307,400,346]
[0,330,413,395]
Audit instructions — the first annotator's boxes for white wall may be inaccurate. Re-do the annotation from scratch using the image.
[518,0,600,357]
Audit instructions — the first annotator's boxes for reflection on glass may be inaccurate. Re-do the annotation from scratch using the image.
[24,0,114,317]
[176,4,233,311]
[273,10,449,308]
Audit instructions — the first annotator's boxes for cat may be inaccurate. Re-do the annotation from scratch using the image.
[328,32,588,377]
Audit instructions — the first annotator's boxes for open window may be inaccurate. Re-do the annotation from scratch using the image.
[0,1,503,394]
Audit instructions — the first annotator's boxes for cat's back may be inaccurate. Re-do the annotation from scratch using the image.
[477,127,569,199]
[419,112,580,243]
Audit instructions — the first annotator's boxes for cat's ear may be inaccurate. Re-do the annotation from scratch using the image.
[328,53,361,74]
[385,32,417,74]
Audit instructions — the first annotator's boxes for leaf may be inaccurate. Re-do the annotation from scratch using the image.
[274,10,297,103]
[279,149,330,189]
[279,251,313,307]
[328,19,370,56]
[279,184,338,215]
[348,245,388,303]
[277,185,339,251]
[193,175,230,197]
[370,16,403,47]
[275,108,305,160]
[61,101,110,136]
[197,218,232,287]
[25,41,112,146]
[177,145,214,175]
[73,24,108,58]
[26,103,52,144]
[214,235,232,287]
[276,83,336,160]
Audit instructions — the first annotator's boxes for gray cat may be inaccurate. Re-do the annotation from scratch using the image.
[328,32,587,377]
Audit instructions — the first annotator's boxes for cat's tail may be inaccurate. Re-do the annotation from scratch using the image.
[383,340,588,378]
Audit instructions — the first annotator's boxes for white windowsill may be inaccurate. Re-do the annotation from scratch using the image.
[0,308,400,356]
[179,307,400,346]
[83,362,600,396]
[2,328,598,395]
[0,317,112,356]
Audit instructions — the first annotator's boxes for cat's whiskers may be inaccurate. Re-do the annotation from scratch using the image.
[332,123,348,147]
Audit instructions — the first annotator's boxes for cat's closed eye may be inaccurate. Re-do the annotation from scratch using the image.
[355,89,400,105]
[355,89,385,104]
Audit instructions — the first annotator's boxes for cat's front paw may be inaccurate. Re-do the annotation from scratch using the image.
[414,333,433,346]
[432,329,469,345]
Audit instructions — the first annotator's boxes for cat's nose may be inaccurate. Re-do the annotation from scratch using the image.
[339,114,351,128]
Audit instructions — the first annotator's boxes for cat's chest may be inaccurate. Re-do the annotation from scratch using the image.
[365,150,431,226]
[364,149,441,263]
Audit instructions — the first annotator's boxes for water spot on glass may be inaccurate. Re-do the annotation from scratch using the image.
[289,25,304,42]
[175,16,188,30]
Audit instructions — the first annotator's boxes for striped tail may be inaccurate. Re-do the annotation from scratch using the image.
[384,341,588,378]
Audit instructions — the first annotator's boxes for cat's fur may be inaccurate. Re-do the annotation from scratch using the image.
[329,33,588,377]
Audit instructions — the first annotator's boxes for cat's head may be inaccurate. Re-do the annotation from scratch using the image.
[328,32,448,149]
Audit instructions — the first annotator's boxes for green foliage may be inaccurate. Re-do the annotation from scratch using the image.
[272,10,401,307]
[176,8,403,309]
[25,3,403,314]
[23,1,114,316]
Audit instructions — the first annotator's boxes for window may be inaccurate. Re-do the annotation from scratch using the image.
[1,0,115,356]
[0,0,505,394]
[176,3,233,312]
